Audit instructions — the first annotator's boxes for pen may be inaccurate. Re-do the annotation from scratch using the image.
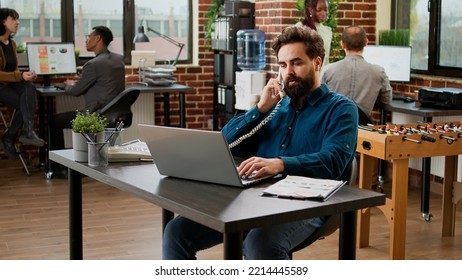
[81,132,93,143]
[121,139,141,146]
[104,121,124,146]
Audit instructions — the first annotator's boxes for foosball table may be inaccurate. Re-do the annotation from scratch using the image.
[356,121,462,259]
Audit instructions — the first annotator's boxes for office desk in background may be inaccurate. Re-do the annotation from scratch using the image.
[126,83,194,128]
[37,84,193,178]
[381,99,462,221]
[49,149,385,260]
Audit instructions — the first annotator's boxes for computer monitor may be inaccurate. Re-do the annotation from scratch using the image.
[26,42,77,87]
[362,45,412,82]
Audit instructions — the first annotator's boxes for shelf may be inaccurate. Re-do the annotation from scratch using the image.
[212,0,255,130]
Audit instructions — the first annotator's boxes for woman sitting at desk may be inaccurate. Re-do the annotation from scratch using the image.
[0,8,44,160]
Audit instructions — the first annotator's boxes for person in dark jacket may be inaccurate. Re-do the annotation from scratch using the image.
[50,25,125,177]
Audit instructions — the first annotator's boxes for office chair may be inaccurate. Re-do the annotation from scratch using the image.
[97,88,141,128]
[0,104,30,175]
[288,106,368,259]
[288,156,358,259]
[357,104,373,126]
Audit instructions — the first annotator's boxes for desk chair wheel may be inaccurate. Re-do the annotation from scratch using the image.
[45,171,53,180]
[422,212,433,222]
[372,183,384,193]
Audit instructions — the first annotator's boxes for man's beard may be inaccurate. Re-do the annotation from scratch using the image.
[285,73,315,100]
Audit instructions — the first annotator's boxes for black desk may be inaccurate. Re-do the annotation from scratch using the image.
[381,100,462,220]
[37,84,193,178]
[49,149,385,260]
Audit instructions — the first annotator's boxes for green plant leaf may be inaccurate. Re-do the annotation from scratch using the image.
[71,110,108,133]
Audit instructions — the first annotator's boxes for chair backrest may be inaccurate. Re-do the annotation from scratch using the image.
[97,88,141,128]
[357,105,373,126]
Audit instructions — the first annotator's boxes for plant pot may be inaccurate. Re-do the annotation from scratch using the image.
[72,131,105,162]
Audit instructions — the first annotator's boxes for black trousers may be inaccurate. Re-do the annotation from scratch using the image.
[0,82,37,135]
[50,111,77,151]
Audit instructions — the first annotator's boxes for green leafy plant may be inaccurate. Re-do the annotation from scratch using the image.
[71,110,108,133]
[204,0,225,42]
[74,47,80,63]
[16,43,25,53]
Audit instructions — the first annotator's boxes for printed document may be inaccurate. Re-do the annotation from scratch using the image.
[262,175,346,201]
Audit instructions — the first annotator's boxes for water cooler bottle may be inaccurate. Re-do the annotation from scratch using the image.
[235,29,266,110]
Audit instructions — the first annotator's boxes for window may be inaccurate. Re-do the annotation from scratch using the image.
[73,0,124,57]
[1,0,192,65]
[394,0,462,78]
[1,0,62,45]
[134,0,190,65]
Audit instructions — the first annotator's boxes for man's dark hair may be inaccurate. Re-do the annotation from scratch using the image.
[92,25,114,47]
[271,25,325,63]
[0,8,19,37]
[341,25,367,52]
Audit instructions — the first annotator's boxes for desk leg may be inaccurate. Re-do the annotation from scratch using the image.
[389,159,409,260]
[421,116,432,221]
[179,92,185,128]
[38,95,46,170]
[339,211,357,260]
[45,96,54,179]
[163,93,170,126]
[421,157,432,221]
[378,107,387,183]
[69,168,83,260]
[442,155,457,236]
[224,232,243,260]
[357,153,374,248]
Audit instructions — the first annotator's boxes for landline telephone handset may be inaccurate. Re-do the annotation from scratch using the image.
[228,72,287,149]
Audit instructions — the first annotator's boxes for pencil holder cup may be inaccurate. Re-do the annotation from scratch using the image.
[87,142,109,167]
[104,128,124,146]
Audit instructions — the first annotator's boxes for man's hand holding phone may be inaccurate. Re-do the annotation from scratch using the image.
[257,71,286,114]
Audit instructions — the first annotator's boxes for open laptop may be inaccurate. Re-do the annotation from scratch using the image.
[138,124,274,187]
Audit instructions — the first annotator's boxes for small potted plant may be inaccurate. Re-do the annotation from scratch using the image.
[71,110,108,162]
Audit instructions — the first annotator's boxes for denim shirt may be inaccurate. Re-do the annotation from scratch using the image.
[222,84,358,181]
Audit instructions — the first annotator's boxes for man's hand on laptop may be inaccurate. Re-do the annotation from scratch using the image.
[238,157,284,179]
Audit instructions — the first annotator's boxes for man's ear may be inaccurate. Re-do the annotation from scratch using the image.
[314,56,323,71]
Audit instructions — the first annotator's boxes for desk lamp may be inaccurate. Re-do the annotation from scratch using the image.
[133,25,185,66]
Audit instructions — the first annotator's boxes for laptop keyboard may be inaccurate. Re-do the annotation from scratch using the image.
[240,171,273,186]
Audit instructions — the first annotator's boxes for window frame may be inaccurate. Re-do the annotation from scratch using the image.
[60,0,192,66]
[393,0,462,78]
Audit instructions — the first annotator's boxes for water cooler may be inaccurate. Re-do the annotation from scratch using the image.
[235,29,266,110]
